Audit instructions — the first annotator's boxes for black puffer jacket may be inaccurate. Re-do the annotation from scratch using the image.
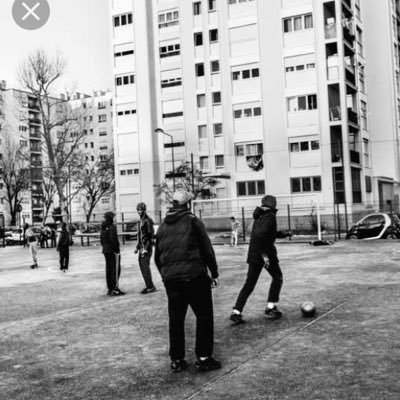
[155,206,218,282]
[246,206,277,265]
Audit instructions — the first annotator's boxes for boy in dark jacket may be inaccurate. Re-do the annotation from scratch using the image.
[100,211,124,296]
[56,222,70,272]
[135,202,156,294]
[230,195,283,324]
[155,190,221,373]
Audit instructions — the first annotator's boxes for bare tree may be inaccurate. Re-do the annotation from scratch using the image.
[154,161,220,204]
[18,49,86,214]
[0,133,31,226]
[76,153,115,222]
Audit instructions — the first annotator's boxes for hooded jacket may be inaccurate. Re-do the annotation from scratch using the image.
[246,206,277,265]
[154,206,218,282]
[100,216,120,254]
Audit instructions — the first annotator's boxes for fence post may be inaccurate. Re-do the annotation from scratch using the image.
[344,201,349,232]
[241,207,246,243]
[336,203,341,240]
[199,210,202,220]
[287,204,291,241]
[333,203,337,241]
[159,210,162,224]
[121,212,125,245]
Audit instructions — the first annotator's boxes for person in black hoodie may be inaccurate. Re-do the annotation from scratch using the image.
[100,211,124,296]
[135,202,156,294]
[56,222,70,272]
[230,195,283,324]
[155,190,221,373]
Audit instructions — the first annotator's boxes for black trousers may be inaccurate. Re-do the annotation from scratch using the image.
[104,253,121,291]
[165,275,214,361]
[234,244,283,312]
[59,246,69,270]
[138,252,154,288]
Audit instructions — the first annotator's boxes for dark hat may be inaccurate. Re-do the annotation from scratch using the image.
[104,211,115,220]
[136,202,147,211]
[261,195,277,210]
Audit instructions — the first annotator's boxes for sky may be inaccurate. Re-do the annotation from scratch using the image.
[0,0,113,95]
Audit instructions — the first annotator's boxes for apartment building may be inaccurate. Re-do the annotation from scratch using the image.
[110,0,400,217]
[0,80,44,225]
[66,91,115,221]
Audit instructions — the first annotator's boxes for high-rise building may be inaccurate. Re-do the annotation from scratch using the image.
[66,91,115,222]
[109,0,400,218]
[0,80,44,225]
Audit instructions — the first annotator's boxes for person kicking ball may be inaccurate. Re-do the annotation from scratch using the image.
[230,195,283,324]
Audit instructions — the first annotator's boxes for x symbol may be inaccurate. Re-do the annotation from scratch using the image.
[22,2,40,21]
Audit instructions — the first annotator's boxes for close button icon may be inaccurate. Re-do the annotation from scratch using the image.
[12,0,50,30]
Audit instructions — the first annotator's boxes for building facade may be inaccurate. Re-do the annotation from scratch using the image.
[0,80,44,226]
[67,91,116,222]
[109,0,400,219]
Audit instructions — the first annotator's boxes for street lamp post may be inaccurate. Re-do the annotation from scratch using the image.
[155,128,176,191]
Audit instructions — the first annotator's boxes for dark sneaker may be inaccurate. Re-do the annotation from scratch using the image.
[30,264,36,269]
[170,359,188,373]
[265,306,282,319]
[195,357,221,372]
[141,287,156,294]
[109,289,123,296]
[115,288,125,295]
[230,312,245,325]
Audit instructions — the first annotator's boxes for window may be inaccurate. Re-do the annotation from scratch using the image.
[361,101,367,130]
[208,0,216,11]
[98,101,106,109]
[211,60,220,73]
[212,92,221,105]
[215,155,224,168]
[197,94,206,107]
[20,140,28,147]
[290,176,321,193]
[359,66,365,92]
[237,180,265,197]
[351,168,362,203]
[213,123,222,136]
[161,77,182,88]
[287,94,318,112]
[193,2,201,15]
[233,105,262,118]
[283,14,313,33]
[91,156,95,162]
[159,11,179,28]
[194,32,203,46]
[114,49,134,58]
[99,131,107,137]
[160,43,180,58]
[195,63,205,77]
[209,29,218,43]
[120,170,126,176]
[114,13,133,27]
[200,156,209,170]
[231,66,260,81]
[90,142,94,148]
[363,138,369,167]
[116,74,135,86]
[162,111,184,118]
[198,125,207,139]
[98,114,107,123]
[290,139,320,152]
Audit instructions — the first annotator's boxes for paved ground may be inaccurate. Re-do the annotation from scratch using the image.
[0,240,400,399]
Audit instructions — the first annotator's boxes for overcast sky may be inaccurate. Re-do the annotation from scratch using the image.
[0,0,113,95]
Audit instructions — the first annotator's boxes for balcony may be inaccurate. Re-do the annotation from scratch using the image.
[350,150,360,164]
[29,118,41,125]
[331,143,342,162]
[28,102,40,111]
[347,108,359,125]
[329,106,342,122]
[343,25,355,45]
[325,24,337,40]
[342,0,353,18]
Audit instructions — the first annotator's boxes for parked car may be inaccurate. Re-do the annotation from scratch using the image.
[345,213,400,240]
[5,228,23,245]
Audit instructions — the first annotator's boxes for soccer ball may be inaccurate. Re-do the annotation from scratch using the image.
[301,301,316,318]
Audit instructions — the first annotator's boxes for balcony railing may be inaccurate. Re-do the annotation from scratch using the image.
[29,118,41,125]
[347,108,359,125]
[350,150,360,164]
[343,25,355,44]
[329,106,342,121]
[325,24,337,39]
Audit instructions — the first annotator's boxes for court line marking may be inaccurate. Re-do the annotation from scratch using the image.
[185,299,352,400]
